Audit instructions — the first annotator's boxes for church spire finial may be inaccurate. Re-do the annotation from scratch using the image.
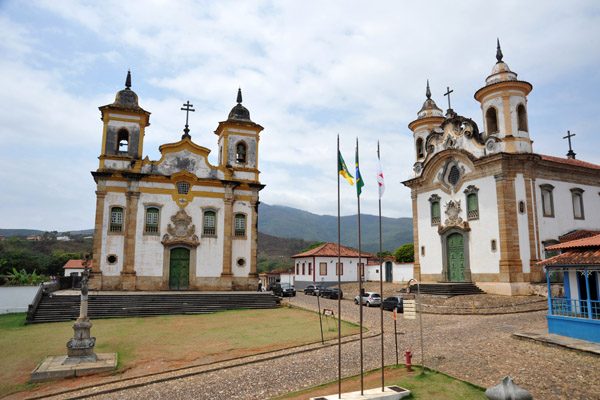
[125,70,132,89]
[496,38,503,62]
[426,79,431,99]
[236,87,242,104]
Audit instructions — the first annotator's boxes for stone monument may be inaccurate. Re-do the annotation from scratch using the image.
[485,376,533,400]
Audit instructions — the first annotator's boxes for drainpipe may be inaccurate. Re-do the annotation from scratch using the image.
[546,267,552,315]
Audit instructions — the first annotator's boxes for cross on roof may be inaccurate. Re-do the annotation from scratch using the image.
[181,100,195,139]
[563,130,576,159]
[444,86,453,110]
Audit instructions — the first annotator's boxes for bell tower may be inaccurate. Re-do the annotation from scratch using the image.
[98,71,151,172]
[214,89,264,183]
[474,40,533,153]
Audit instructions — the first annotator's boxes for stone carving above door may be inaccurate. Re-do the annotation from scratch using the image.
[161,208,200,247]
[438,199,470,234]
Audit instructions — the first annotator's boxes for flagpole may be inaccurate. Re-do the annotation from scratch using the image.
[378,141,385,392]
[356,137,364,395]
[337,134,342,399]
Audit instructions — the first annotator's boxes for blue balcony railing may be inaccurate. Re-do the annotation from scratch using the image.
[550,297,600,320]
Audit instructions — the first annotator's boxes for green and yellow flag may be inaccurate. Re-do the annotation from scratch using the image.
[338,151,354,185]
[355,146,364,196]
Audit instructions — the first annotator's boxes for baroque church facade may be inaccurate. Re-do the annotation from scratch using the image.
[89,72,264,291]
[403,44,600,295]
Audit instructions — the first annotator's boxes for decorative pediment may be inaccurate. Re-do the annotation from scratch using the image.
[437,199,470,234]
[161,208,200,247]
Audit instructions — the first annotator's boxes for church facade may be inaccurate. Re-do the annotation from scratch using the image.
[403,44,600,295]
[89,72,264,291]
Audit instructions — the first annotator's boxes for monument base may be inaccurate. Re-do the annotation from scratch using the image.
[310,386,411,400]
[30,353,118,383]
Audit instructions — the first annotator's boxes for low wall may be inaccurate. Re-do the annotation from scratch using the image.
[0,286,39,314]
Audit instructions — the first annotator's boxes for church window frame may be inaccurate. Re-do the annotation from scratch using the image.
[416,138,425,159]
[486,107,499,134]
[109,206,124,234]
[144,205,161,235]
[491,239,497,252]
[429,194,441,225]
[236,257,246,267]
[202,209,217,237]
[464,185,479,220]
[421,246,425,257]
[570,188,585,220]
[518,200,526,214]
[176,181,190,195]
[235,141,248,164]
[540,184,555,218]
[234,213,246,238]
[517,104,528,132]
[116,128,130,154]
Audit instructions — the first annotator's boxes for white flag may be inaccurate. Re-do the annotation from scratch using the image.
[377,155,385,198]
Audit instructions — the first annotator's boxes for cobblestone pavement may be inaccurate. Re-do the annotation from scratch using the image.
[37,294,600,400]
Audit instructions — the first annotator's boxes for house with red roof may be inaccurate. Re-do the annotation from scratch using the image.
[537,234,600,342]
[62,259,85,277]
[291,243,374,289]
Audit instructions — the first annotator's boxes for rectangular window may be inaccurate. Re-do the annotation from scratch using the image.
[320,262,327,276]
[308,263,312,275]
[203,210,216,235]
[431,201,440,225]
[234,214,246,237]
[145,207,159,233]
[296,264,299,275]
[571,189,585,220]
[336,263,343,276]
[302,263,305,275]
[110,207,123,232]
[541,185,555,217]
[467,193,479,220]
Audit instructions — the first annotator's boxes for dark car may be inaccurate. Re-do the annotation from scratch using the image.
[320,286,343,299]
[272,283,296,297]
[381,296,403,312]
[304,285,322,295]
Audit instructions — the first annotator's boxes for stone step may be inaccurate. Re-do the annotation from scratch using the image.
[406,283,485,296]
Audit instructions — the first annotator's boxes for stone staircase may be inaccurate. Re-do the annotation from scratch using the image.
[406,282,485,297]
[27,292,280,324]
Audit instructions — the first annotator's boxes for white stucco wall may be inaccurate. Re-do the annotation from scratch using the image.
[0,286,38,314]
[293,256,361,284]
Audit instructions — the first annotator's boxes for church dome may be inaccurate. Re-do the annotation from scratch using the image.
[417,80,444,119]
[484,40,518,86]
[228,88,252,121]
[112,71,143,110]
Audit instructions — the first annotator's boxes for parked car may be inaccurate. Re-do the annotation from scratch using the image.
[313,286,325,296]
[320,286,343,299]
[381,296,404,312]
[272,283,296,297]
[304,285,322,295]
[354,292,382,307]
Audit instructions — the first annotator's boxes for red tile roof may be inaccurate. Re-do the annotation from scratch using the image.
[537,234,600,266]
[547,234,600,250]
[291,242,374,258]
[62,259,85,269]
[540,154,600,170]
[559,230,600,242]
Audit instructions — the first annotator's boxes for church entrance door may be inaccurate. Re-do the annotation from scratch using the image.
[169,248,190,290]
[385,261,393,282]
[447,233,465,282]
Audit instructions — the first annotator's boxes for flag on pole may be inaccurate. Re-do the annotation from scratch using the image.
[355,143,364,196]
[377,151,385,199]
[338,151,354,185]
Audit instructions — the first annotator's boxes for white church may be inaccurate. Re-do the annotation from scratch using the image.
[403,43,600,295]
[89,72,264,291]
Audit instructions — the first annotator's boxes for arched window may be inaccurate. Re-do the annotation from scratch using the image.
[486,107,498,134]
[236,142,247,164]
[429,194,441,225]
[517,104,528,132]
[203,210,216,236]
[110,207,123,232]
[571,188,585,219]
[117,128,129,153]
[234,214,246,237]
[145,207,159,233]
[464,185,479,220]
[540,184,555,218]
[416,138,424,159]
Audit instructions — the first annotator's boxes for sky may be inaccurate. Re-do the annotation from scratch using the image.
[1,1,599,232]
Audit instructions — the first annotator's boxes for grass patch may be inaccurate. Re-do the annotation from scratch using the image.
[0,308,359,398]
[275,366,486,400]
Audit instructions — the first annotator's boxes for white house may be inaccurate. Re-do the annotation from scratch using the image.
[63,259,85,277]
[365,257,413,283]
[88,72,265,292]
[402,43,600,295]
[291,243,373,290]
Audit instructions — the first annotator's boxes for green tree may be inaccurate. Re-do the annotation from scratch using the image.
[394,243,414,263]
[376,251,392,259]
[300,242,325,253]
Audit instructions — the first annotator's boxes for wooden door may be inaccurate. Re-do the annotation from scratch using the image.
[169,248,190,290]
[385,261,393,282]
[447,233,465,282]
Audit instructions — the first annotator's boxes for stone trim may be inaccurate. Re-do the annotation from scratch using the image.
[440,227,472,282]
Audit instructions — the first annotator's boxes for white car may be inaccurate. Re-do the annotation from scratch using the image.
[354,292,382,307]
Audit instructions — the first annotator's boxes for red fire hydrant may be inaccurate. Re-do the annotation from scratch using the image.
[404,350,412,372]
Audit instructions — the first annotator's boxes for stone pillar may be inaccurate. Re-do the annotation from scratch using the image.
[89,184,106,290]
[249,191,259,281]
[525,177,542,282]
[494,173,523,282]
[411,191,422,281]
[221,184,235,281]
[121,186,139,291]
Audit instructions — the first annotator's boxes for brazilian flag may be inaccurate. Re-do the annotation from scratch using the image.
[355,148,364,196]
[338,151,354,185]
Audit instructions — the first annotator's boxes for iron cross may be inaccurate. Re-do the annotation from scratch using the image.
[563,130,576,159]
[181,100,195,139]
[444,86,453,110]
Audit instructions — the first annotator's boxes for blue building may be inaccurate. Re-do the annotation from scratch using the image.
[538,234,600,343]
